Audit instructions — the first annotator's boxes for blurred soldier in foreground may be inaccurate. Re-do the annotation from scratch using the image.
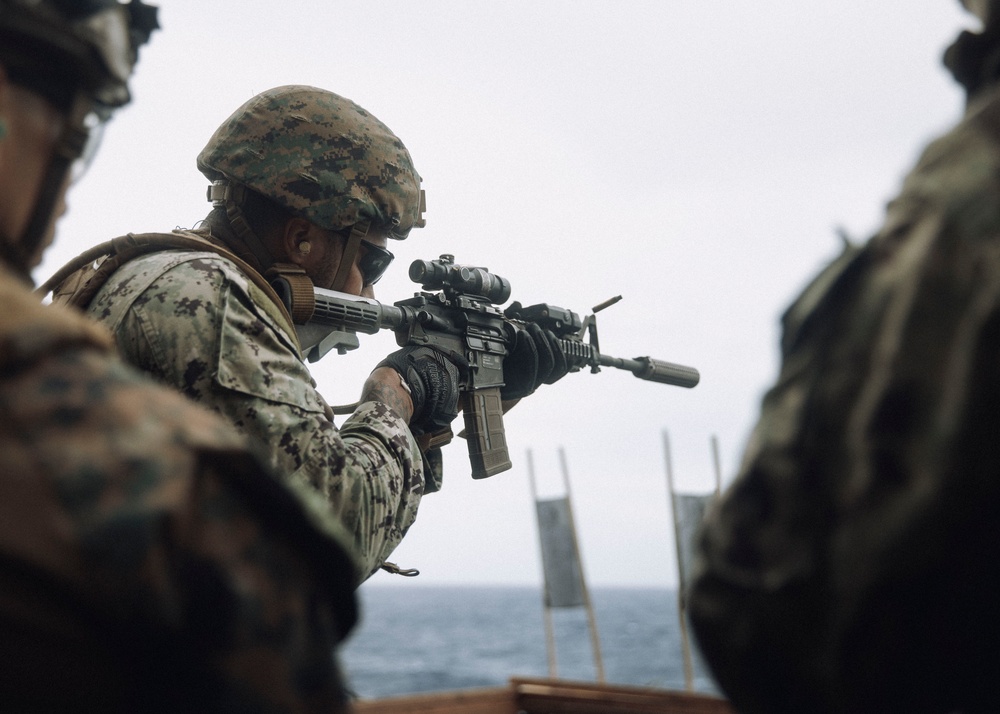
[1,2,360,710]
[48,85,567,579]
[689,3,1000,713]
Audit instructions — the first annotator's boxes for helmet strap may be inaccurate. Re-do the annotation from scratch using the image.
[265,262,316,323]
[331,219,370,292]
[208,179,276,274]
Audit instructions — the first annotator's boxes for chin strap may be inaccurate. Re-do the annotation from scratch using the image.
[330,219,371,292]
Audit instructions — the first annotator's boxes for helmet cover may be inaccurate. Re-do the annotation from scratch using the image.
[197,85,425,238]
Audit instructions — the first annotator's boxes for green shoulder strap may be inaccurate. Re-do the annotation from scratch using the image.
[37,230,303,353]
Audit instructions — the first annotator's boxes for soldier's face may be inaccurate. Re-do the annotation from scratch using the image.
[0,78,70,263]
[306,229,389,297]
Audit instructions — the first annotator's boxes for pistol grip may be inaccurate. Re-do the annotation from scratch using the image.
[461,386,512,478]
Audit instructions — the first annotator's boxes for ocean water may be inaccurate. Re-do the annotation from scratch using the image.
[341,586,720,700]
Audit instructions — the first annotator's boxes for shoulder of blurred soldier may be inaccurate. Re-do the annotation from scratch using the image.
[1,264,360,707]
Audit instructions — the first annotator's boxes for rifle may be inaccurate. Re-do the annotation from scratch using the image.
[275,254,700,479]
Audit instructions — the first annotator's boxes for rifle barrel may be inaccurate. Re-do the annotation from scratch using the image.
[598,354,700,388]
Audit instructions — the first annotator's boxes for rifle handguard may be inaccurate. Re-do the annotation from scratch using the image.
[297,258,701,482]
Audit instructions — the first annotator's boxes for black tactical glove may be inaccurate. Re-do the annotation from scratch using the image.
[501,321,570,400]
[378,346,463,434]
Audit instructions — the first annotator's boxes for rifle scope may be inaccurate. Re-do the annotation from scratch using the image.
[409,255,511,304]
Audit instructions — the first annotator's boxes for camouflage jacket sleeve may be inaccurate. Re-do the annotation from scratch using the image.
[688,88,1000,714]
[88,250,425,578]
[1,266,358,711]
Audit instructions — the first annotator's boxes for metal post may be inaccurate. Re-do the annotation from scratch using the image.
[710,434,723,496]
[664,430,695,691]
[559,447,605,683]
[528,449,558,679]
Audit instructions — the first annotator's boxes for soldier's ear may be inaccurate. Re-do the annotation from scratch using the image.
[281,217,314,266]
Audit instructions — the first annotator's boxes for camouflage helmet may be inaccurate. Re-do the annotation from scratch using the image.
[197,85,425,239]
[0,0,158,112]
[1,0,158,276]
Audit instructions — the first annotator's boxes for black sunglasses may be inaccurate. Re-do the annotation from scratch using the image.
[359,240,395,286]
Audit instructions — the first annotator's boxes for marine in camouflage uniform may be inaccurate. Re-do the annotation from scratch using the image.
[1,2,359,710]
[688,3,1000,712]
[80,86,441,579]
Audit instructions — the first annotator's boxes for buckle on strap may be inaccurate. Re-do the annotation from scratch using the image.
[207,179,246,207]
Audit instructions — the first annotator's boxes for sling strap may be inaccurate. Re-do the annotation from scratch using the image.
[37,230,311,353]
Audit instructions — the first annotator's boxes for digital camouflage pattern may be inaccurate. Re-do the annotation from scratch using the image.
[197,85,425,237]
[689,68,1000,714]
[88,245,426,578]
[0,262,359,712]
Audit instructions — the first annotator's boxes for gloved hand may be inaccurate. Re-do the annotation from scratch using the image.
[501,321,570,400]
[378,346,464,434]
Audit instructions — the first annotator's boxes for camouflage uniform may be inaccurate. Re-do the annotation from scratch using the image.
[87,245,425,578]
[0,262,359,711]
[689,16,1000,714]
[4,3,360,709]
[74,86,429,580]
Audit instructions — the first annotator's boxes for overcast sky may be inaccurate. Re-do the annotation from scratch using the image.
[38,1,975,588]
